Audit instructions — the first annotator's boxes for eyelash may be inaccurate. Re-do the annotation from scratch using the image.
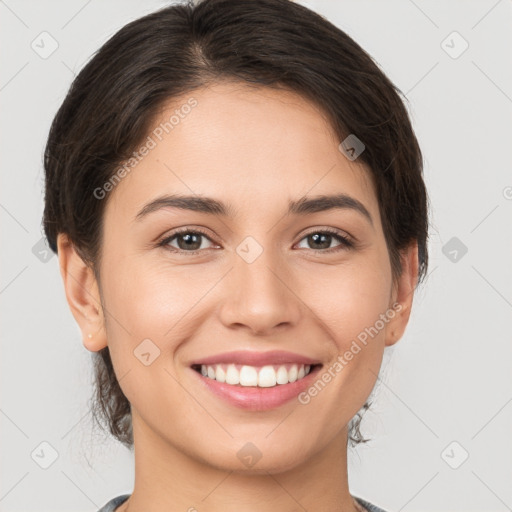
[157,227,355,255]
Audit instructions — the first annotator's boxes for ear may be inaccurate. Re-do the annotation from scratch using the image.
[57,233,108,352]
[384,242,419,347]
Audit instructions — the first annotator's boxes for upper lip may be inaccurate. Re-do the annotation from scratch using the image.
[190,350,322,367]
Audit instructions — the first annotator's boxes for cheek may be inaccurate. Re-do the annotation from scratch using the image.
[98,257,202,416]
[301,247,393,407]
[100,253,214,361]
[295,256,393,417]
[305,249,392,340]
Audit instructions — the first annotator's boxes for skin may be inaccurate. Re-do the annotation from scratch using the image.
[57,81,418,512]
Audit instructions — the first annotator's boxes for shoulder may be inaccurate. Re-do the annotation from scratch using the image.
[354,495,390,512]
[97,494,131,512]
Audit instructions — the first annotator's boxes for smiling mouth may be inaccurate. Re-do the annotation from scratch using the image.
[191,363,322,388]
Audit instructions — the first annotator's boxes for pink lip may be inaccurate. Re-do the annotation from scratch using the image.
[188,350,323,411]
[191,365,322,411]
[189,350,321,367]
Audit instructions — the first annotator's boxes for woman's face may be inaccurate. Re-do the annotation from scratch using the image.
[73,81,416,472]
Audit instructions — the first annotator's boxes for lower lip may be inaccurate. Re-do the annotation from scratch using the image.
[192,366,322,411]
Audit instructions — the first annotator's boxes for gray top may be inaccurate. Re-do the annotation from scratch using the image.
[97,494,389,512]
[354,495,390,512]
[97,494,129,512]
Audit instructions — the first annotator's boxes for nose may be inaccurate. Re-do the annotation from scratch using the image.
[218,244,303,336]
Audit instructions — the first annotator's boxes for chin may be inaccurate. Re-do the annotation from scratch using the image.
[192,437,314,476]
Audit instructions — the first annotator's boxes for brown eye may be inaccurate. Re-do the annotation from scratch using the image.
[159,229,216,253]
[296,229,353,252]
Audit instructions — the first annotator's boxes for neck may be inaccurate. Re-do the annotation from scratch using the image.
[119,410,361,512]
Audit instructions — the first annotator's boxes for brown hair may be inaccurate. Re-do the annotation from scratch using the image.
[43,0,429,449]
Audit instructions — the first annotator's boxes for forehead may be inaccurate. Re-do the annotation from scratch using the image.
[103,81,378,225]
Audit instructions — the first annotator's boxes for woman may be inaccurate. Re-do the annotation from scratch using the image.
[42,0,429,510]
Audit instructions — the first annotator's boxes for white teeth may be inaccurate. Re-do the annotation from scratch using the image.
[258,365,277,387]
[199,363,313,387]
[276,366,288,385]
[225,364,239,385]
[215,365,226,383]
[239,365,258,386]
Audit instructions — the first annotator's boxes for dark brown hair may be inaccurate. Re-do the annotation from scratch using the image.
[43,0,429,450]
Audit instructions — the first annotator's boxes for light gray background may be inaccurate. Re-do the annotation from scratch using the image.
[1,1,511,511]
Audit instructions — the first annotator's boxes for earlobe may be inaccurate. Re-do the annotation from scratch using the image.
[56,233,108,352]
[384,243,419,347]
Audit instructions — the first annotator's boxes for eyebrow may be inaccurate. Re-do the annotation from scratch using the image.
[134,193,373,226]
